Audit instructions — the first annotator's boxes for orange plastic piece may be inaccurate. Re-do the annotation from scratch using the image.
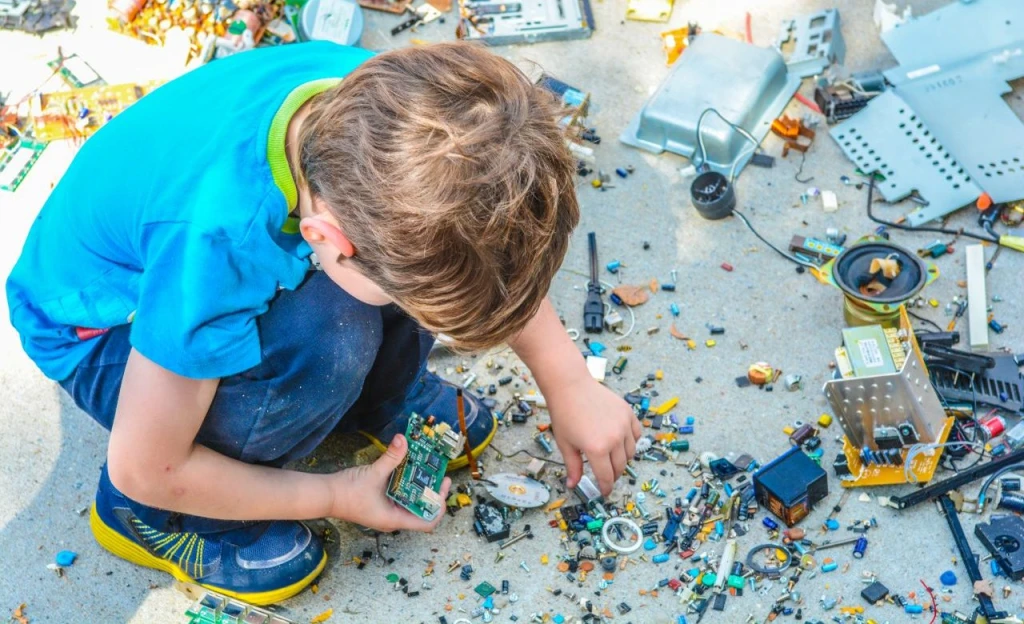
[580,561,595,572]
[557,562,570,572]
[977,192,993,211]
[536,423,551,432]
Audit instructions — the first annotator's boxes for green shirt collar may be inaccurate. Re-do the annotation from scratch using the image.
[267,78,342,234]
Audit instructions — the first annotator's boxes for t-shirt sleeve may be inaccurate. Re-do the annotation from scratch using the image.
[130,221,281,379]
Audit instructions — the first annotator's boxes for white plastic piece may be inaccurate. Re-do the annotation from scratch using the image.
[601,516,644,554]
[821,190,839,212]
[586,355,608,382]
[966,244,989,351]
[873,0,911,33]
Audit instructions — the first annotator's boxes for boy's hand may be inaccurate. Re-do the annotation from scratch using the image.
[546,377,641,496]
[329,435,451,532]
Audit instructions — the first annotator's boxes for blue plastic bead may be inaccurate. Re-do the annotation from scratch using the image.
[553,615,565,624]
[905,605,924,614]
[821,561,838,573]
[483,596,494,609]
[670,302,680,316]
[685,416,695,425]
[640,397,651,411]
[783,608,794,616]
[55,550,77,567]
[940,570,957,586]
[644,538,657,551]
[615,168,628,178]
[589,341,606,355]
[606,260,621,273]
[652,553,670,564]
[825,519,840,531]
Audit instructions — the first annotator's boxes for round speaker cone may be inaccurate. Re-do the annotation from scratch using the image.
[832,241,927,305]
[690,171,736,220]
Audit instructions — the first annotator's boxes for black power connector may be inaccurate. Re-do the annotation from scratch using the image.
[583,232,604,333]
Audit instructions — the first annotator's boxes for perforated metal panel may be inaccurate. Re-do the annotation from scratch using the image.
[831,91,982,226]
[824,355,947,450]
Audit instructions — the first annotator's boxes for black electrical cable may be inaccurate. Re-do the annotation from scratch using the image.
[863,177,998,243]
[732,209,815,268]
[908,310,943,332]
[488,443,567,467]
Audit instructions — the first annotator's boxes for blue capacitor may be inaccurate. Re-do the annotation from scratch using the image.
[640,397,651,411]
[723,483,734,498]
[606,260,621,273]
[714,521,724,537]
[825,519,840,531]
[989,319,1005,333]
[661,283,676,292]
[904,605,923,614]
[684,488,697,505]
[678,426,694,434]
[762,517,779,530]
[677,616,688,624]
[609,293,623,306]
[652,553,670,564]
[991,560,1003,577]
[821,561,838,573]
[853,537,867,559]
[670,302,680,316]
[615,168,629,178]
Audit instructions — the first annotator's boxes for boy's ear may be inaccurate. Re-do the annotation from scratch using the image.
[299,214,355,258]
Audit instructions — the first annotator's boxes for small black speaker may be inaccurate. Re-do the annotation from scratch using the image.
[690,171,736,220]
[831,241,928,304]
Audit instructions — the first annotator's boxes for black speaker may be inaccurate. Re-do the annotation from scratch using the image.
[832,241,928,304]
[690,171,736,220]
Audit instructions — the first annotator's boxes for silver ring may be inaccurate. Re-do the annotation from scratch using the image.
[601,516,644,554]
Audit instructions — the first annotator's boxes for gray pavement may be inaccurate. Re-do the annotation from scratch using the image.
[4,0,1023,622]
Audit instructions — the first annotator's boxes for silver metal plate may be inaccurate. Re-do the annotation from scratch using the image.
[830,91,981,226]
[776,9,845,79]
[830,0,1024,224]
[823,348,946,450]
[620,34,800,178]
[483,473,551,508]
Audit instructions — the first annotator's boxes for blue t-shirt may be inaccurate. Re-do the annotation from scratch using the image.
[7,42,374,381]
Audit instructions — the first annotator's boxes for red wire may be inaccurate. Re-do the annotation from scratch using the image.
[744,12,752,43]
[920,579,938,624]
[794,93,822,115]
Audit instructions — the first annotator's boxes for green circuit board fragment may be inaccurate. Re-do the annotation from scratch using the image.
[0,139,46,192]
[387,412,462,521]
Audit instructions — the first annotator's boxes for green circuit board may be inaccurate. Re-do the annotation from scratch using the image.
[0,139,47,192]
[388,413,462,521]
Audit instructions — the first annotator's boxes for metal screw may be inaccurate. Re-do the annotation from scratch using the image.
[520,561,531,572]
[634,493,651,519]
[500,531,533,550]
[671,269,678,283]
[624,463,639,479]
[495,551,505,563]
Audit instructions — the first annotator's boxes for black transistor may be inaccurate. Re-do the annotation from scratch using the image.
[861,581,889,604]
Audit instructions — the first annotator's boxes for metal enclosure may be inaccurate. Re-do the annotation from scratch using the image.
[776,9,845,78]
[620,34,800,177]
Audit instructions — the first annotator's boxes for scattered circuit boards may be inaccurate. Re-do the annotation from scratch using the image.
[107,0,292,64]
[457,0,594,45]
[29,81,162,143]
[185,591,295,624]
[0,139,46,192]
[388,413,462,521]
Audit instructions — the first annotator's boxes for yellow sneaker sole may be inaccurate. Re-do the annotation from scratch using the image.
[89,504,326,606]
[361,414,498,471]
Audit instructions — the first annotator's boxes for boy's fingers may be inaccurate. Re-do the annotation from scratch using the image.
[375,434,408,474]
[630,415,642,440]
[590,455,614,497]
[560,443,584,489]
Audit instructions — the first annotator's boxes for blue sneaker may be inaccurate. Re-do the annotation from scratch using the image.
[90,467,326,605]
[361,372,497,471]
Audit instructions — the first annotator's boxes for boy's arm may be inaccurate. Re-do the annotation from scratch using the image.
[508,298,640,496]
[107,348,449,531]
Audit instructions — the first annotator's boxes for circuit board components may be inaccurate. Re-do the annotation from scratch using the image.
[387,413,463,521]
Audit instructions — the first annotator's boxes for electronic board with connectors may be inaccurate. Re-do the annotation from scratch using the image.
[388,413,463,521]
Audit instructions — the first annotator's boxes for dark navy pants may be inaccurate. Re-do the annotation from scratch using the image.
[60,271,434,533]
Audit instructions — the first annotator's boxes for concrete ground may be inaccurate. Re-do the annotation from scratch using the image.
[2,0,1023,622]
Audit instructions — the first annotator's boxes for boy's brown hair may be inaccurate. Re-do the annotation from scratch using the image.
[300,42,580,351]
